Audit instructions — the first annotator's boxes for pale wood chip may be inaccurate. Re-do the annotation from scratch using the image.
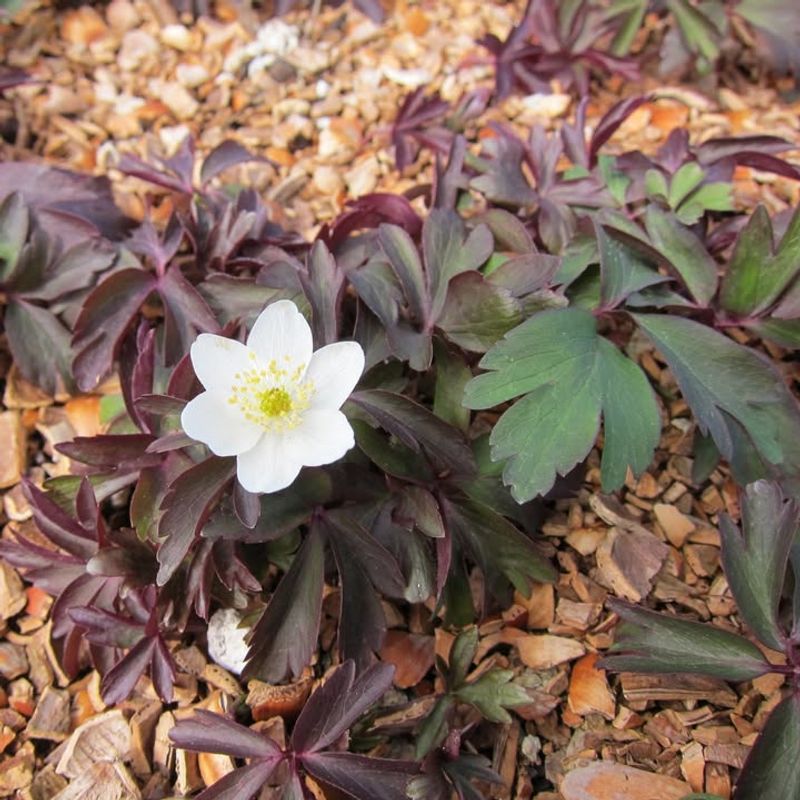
[56,710,132,780]
[0,563,26,620]
[595,526,668,602]
[560,761,691,800]
[567,654,616,721]
[27,686,71,742]
[52,761,140,800]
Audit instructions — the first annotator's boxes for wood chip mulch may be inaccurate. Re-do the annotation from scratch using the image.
[1,1,799,799]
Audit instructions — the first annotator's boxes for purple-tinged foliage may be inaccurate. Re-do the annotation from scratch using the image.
[390,88,453,171]
[69,586,176,704]
[170,661,416,800]
[0,479,151,675]
[477,0,638,98]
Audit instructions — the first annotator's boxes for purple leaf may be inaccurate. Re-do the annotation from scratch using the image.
[292,660,395,754]
[156,456,236,585]
[302,752,415,800]
[57,434,158,469]
[23,480,97,559]
[158,266,220,364]
[170,709,283,760]
[72,268,157,391]
[5,300,75,395]
[0,163,133,242]
[391,88,452,171]
[68,606,145,649]
[200,141,260,185]
[151,637,176,703]
[589,95,649,167]
[317,194,422,253]
[243,526,325,682]
[190,762,280,800]
[300,240,345,346]
[101,637,156,705]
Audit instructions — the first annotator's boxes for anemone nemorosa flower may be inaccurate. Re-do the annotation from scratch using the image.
[181,300,364,494]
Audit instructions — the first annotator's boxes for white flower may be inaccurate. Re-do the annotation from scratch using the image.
[181,300,364,494]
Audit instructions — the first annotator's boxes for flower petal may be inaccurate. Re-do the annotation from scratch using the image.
[181,392,262,457]
[286,409,355,467]
[247,300,313,372]
[236,433,303,494]
[305,341,365,410]
[189,334,253,397]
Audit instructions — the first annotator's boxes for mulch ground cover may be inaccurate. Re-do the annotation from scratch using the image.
[0,1,799,798]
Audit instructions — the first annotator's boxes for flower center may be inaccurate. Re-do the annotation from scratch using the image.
[228,356,313,432]
[258,387,293,417]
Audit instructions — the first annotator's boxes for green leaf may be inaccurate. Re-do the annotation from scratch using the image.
[719,481,798,651]
[433,341,471,432]
[732,693,800,800]
[666,0,722,62]
[719,205,800,316]
[243,526,325,682]
[644,206,718,305]
[464,308,659,501]
[668,163,705,208]
[447,627,479,689]
[596,224,666,309]
[745,318,800,349]
[351,419,434,483]
[440,495,556,599]
[602,600,772,681]
[596,337,662,491]
[414,696,454,760]
[437,272,522,352]
[351,390,475,476]
[0,192,29,282]
[397,486,445,539]
[634,313,800,487]
[608,0,647,55]
[455,670,529,724]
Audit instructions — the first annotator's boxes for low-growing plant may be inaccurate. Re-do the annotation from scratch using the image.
[170,660,417,799]
[602,480,800,799]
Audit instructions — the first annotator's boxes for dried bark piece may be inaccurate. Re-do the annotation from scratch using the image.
[0,563,26,620]
[595,527,668,602]
[681,740,705,792]
[3,365,53,410]
[704,742,749,769]
[568,654,616,721]
[198,751,235,789]
[129,700,162,778]
[507,631,585,670]
[0,643,28,680]
[0,411,26,489]
[560,762,691,800]
[28,764,68,799]
[152,711,175,774]
[0,742,34,795]
[620,673,738,707]
[51,761,140,800]
[379,631,435,689]
[514,583,555,629]
[494,721,521,800]
[27,686,71,742]
[246,675,313,721]
[653,503,696,547]
[56,710,132,780]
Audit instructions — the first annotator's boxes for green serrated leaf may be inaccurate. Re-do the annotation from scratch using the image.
[455,670,529,723]
[602,600,772,681]
[433,340,471,432]
[464,308,659,501]
[414,695,454,759]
